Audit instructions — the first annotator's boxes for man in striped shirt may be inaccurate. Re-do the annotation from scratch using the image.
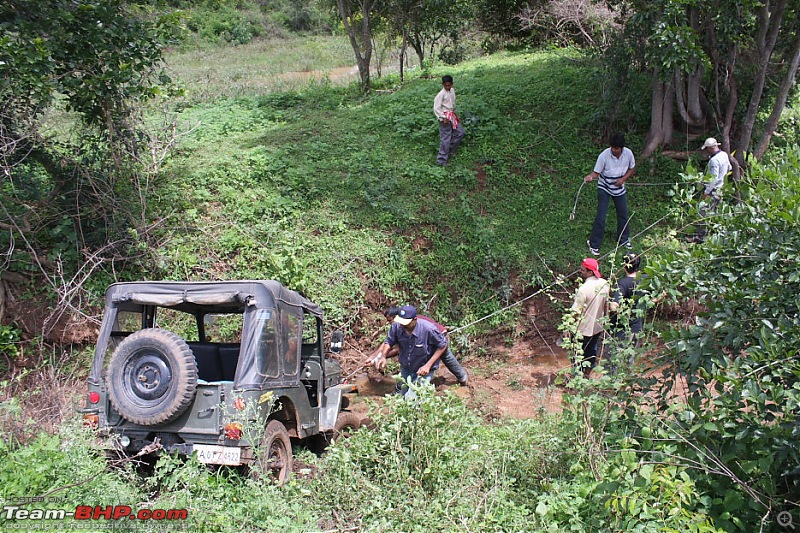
[584,133,636,256]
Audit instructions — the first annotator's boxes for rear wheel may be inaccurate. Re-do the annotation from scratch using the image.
[251,420,292,484]
[106,329,197,426]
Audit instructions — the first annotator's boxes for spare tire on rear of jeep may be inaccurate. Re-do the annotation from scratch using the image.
[107,329,198,426]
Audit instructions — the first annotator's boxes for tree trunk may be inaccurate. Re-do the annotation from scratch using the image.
[685,7,705,126]
[399,27,408,82]
[642,71,674,157]
[359,0,374,90]
[686,65,705,125]
[737,0,787,158]
[754,31,800,159]
[722,70,737,157]
[336,0,375,92]
[408,30,425,66]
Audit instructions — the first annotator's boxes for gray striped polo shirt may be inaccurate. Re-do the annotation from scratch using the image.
[593,147,635,197]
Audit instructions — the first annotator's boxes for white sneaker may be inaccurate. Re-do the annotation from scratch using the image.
[587,240,600,256]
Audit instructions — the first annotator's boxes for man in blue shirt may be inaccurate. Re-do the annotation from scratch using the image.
[365,306,470,386]
[370,305,448,398]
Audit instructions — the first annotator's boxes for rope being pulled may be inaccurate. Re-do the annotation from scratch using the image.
[569,180,677,221]
[569,180,586,221]
[447,211,674,335]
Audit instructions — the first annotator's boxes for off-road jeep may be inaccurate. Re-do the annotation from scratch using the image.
[81,280,358,482]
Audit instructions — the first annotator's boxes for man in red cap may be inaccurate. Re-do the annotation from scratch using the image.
[566,257,610,377]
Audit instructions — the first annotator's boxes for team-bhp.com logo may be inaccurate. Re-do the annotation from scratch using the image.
[3,504,188,523]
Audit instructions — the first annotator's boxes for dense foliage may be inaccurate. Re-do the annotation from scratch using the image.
[0,386,728,531]
[1,3,800,530]
[637,148,800,528]
[0,0,180,308]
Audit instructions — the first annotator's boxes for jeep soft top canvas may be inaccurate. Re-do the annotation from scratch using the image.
[89,280,323,389]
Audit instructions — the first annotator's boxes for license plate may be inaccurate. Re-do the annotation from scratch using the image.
[194,444,242,466]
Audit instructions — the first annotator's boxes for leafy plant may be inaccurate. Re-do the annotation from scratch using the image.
[623,148,800,530]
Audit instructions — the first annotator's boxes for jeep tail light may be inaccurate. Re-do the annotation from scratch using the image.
[225,422,243,441]
[89,392,100,404]
[83,414,99,429]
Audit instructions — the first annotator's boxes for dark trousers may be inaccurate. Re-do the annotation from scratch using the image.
[437,121,464,165]
[695,194,722,240]
[589,189,630,249]
[607,329,641,376]
[575,333,601,377]
[440,348,468,382]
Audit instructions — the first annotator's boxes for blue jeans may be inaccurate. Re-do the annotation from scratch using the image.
[437,121,464,164]
[399,365,435,400]
[440,348,467,383]
[589,189,630,249]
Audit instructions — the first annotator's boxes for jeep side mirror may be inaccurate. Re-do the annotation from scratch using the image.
[329,330,344,353]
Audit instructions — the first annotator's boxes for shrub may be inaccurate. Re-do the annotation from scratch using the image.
[310,385,568,531]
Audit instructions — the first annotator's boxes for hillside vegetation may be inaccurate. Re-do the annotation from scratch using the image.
[1,34,799,532]
[150,45,679,331]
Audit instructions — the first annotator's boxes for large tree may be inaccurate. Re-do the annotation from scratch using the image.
[606,0,800,162]
[0,0,177,321]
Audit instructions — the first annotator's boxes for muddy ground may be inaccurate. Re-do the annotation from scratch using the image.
[334,294,571,421]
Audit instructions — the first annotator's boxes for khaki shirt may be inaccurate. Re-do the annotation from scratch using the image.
[571,276,610,336]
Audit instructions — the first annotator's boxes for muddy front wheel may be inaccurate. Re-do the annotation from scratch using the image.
[251,420,292,484]
[306,411,362,454]
[332,411,361,439]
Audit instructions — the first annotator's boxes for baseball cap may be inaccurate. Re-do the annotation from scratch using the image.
[699,137,720,150]
[581,257,601,278]
[394,305,418,326]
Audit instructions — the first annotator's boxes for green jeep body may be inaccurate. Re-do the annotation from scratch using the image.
[82,280,353,478]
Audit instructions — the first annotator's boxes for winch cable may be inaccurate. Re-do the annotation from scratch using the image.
[364,183,715,339]
[569,180,586,221]
[570,179,679,220]
[447,210,676,335]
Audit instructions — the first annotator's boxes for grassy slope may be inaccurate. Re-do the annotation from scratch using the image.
[166,35,359,100]
[157,41,681,332]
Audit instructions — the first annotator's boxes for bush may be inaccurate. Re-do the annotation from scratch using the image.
[0,421,145,508]
[627,148,800,530]
[310,385,568,531]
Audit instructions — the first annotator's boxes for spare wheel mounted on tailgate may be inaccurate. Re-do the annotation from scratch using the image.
[107,329,198,426]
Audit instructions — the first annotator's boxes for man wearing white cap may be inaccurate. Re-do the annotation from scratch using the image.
[370,305,448,398]
[688,137,732,243]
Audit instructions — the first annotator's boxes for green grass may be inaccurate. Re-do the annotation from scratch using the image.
[151,45,682,334]
[165,35,362,101]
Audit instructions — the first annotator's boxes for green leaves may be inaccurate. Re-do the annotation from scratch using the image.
[640,149,800,529]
